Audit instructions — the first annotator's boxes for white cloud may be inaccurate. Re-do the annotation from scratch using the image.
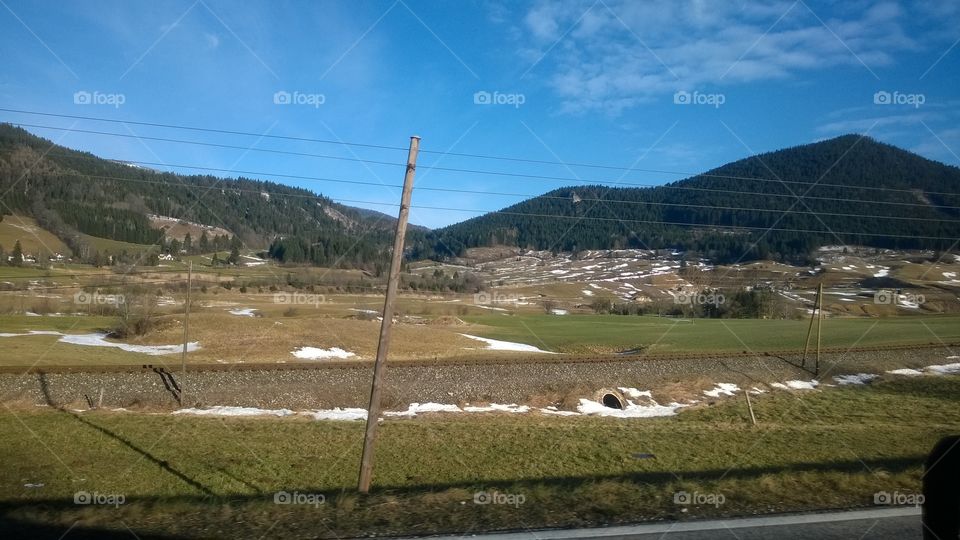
[204,33,220,49]
[516,0,952,115]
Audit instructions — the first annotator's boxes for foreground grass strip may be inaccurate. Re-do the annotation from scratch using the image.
[0,376,957,538]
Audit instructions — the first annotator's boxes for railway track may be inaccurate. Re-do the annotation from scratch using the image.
[1,341,955,375]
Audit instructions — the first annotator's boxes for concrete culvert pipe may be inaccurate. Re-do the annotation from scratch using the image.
[597,389,625,410]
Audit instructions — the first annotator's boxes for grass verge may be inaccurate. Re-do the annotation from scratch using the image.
[0,375,957,538]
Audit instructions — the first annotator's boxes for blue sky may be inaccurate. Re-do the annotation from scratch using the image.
[1,0,958,228]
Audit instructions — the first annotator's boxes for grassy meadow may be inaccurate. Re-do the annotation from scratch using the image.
[0,374,956,537]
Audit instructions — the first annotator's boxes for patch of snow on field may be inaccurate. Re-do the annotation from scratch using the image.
[618,387,651,399]
[0,330,63,338]
[927,363,960,375]
[582,289,594,296]
[833,373,878,385]
[703,383,740,397]
[459,334,554,353]
[473,304,508,312]
[577,397,686,418]
[59,333,200,355]
[550,309,568,315]
[305,408,367,421]
[291,346,355,360]
[771,380,819,390]
[873,267,890,277]
[462,403,530,413]
[540,407,580,416]
[887,368,924,376]
[228,308,257,317]
[385,403,462,417]
[174,406,295,417]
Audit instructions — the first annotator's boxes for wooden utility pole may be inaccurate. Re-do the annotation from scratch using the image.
[801,282,823,373]
[180,261,192,406]
[745,389,757,426]
[358,135,420,493]
[815,282,824,377]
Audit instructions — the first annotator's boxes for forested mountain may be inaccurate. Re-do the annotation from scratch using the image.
[3,125,957,270]
[415,135,960,264]
[0,124,419,270]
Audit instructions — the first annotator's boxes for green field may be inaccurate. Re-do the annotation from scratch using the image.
[79,234,160,256]
[0,214,68,256]
[1,374,956,538]
[462,313,960,353]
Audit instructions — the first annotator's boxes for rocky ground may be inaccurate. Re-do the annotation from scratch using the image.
[0,347,951,412]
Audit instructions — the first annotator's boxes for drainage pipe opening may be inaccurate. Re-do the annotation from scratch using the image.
[601,393,624,410]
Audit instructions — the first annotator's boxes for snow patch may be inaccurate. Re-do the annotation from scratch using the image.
[703,383,740,397]
[462,403,530,414]
[304,408,368,421]
[833,373,878,385]
[174,406,295,417]
[928,363,960,375]
[291,346,355,360]
[887,368,924,377]
[771,380,819,390]
[60,333,199,355]
[385,403,462,417]
[459,334,554,353]
[577,397,686,418]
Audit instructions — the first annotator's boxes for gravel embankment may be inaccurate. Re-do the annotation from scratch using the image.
[0,348,951,411]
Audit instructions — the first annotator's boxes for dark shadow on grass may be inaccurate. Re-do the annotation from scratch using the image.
[36,372,214,497]
[869,376,960,403]
[0,517,182,540]
[0,453,927,539]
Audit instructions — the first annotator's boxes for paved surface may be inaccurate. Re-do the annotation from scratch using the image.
[415,508,922,540]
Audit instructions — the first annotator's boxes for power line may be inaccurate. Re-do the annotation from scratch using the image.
[338,200,957,240]
[10,116,960,199]
[11,123,407,168]
[0,108,411,153]
[39,150,960,213]
[39,168,960,224]
[419,163,960,199]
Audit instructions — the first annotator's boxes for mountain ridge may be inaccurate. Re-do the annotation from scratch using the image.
[414,134,960,263]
